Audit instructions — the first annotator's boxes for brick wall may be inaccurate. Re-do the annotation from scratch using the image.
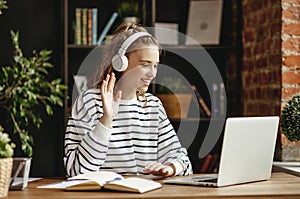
[237,0,300,161]
[240,0,300,114]
[282,0,300,106]
[280,0,300,161]
[241,0,282,116]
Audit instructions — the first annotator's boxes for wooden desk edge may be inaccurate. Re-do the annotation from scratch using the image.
[6,172,300,199]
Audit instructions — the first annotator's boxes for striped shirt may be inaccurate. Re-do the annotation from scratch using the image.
[64,88,193,177]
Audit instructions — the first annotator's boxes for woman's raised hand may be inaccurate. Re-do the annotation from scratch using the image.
[100,73,122,127]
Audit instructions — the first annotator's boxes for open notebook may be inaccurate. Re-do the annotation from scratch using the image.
[164,116,279,187]
[38,171,162,193]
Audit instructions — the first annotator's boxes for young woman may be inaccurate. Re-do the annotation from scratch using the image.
[64,22,193,177]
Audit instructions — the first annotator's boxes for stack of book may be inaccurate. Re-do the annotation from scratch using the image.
[191,83,226,118]
[74,8,98,46]
[211,82,226,117]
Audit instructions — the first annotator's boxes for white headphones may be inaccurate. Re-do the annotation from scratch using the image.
[111,32,152,72]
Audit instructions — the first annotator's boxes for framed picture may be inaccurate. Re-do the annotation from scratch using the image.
[186,0,223,45]
[154,22,179,45]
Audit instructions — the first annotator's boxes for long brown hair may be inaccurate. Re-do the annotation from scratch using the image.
[90,21,161,104]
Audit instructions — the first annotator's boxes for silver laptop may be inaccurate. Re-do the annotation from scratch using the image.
[164,116,279,187]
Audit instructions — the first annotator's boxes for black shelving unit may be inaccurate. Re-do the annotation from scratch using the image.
[63,0,233,173]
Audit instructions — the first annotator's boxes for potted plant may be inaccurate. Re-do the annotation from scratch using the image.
[0,31,66,157]
[0,125,15,197]
[280,92,300,161]
[281,93,300,142]
[117,1,141,24]
[0,31,66,189]
[156,77,193,119]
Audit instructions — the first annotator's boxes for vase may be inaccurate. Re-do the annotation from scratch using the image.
[123,16,141,24]
[157,94,193,119]
[0,158,13,197]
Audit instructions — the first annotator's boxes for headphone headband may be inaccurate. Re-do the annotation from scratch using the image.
[118,32,152,56]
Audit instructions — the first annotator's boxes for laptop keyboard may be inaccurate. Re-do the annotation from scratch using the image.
[198,178,218,183]
[191,176,218,183]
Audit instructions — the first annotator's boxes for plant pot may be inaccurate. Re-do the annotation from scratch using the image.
[9,157,31,190]
[277,134,300,161]
[157,94,192,119]
[0,158,13,197]
[123,16,141,24]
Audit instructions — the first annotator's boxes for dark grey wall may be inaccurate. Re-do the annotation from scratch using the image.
[0,0,65,177]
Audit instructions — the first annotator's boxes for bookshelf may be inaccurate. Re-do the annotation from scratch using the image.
[63,0,147,117]
[150,0,232,173]
[63,0,232,173]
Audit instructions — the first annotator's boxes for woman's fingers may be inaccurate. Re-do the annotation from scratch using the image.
[143,162,174,177]
[101,74,110,93]
[107,73,115,93]
[101,79,107,94]
[160,166,173,176]
[101,73,116,94]
[144,162,161,172]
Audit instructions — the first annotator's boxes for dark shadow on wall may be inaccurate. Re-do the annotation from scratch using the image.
[0,0,65,177]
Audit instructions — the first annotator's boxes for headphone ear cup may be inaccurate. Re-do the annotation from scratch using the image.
[112,54,128,72]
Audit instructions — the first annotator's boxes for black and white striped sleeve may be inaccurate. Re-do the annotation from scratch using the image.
[63,90,112,177]
[157,100,193,176]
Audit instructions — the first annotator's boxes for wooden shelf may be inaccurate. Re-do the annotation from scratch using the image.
[162,45,231,50]
[169,117,211,122]
[67,44,98,49]
[67,44,231,50]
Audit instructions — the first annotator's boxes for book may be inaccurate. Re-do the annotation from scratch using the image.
[81,8,88,45]
[206,154,219,173]
[211,83,219,116]
[87,9,93,46]
[92,8,98,45]
[191,85,211,117]
[74,8,82,45]
[37,171,162,193]
[97,12,118,45]
[210,82,226,117]
[219,83,225,116]
[199,154,213,173]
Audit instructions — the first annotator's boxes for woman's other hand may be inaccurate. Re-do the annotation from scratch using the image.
[143,162,175,177]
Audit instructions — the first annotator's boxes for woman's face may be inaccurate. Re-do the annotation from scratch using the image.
[120,46,160,93]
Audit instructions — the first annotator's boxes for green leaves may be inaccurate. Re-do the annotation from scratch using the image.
[0,125,15,158]
[117,1,139,18]
[281,93,300,142]
[0,0,8,15]
[0,30,67,157]
[20,130,34,157]
[157,77,190,94]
